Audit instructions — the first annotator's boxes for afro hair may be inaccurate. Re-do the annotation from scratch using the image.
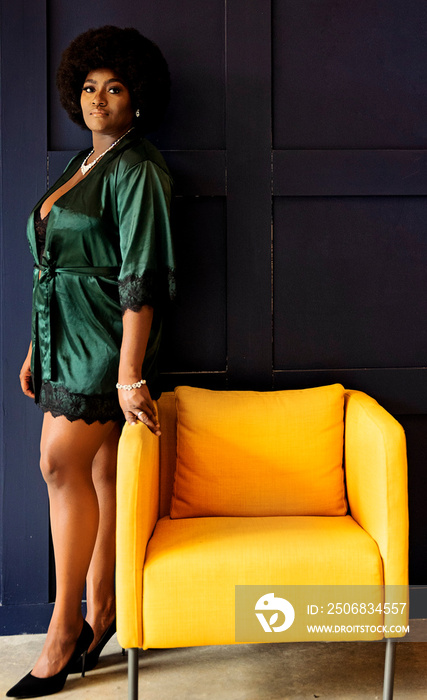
[56,25,170,134]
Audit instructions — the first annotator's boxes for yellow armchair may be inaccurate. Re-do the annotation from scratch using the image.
[116,385,408,700]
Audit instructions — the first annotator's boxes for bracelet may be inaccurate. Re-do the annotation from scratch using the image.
[116,379,147,390]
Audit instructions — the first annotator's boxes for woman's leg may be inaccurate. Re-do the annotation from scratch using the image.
[32,413,118,679]
[85,423,121,649]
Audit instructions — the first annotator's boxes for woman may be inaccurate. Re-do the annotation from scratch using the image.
[7,25,175,698]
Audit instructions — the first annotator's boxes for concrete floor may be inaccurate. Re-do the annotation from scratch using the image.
[0,627,426,699]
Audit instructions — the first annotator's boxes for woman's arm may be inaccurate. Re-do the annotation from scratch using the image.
[118,306,161,435]
[19,341,35,399]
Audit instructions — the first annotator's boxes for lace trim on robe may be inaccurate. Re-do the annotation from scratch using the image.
[34,209,49,262]
[38,382,123,425]
[118,267,177,313]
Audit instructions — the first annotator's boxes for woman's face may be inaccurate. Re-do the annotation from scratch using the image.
[80,68,134,138]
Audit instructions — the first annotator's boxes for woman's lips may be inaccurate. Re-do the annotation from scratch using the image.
[90,110,108,116]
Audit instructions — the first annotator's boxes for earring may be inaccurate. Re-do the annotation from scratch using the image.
[135,109,141,118]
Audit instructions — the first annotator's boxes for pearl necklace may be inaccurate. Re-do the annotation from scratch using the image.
[80,127,134,176]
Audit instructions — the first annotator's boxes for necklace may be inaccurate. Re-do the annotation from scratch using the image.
[80,127,134,176]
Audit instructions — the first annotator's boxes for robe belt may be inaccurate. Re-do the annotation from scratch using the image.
[33,255,120,383]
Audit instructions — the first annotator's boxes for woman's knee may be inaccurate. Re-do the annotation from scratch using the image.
[40,448,72,486]
[39,413,117,487]
[40,441,92,487]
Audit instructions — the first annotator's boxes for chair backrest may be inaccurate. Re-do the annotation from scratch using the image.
[157,385,348,519]
[157,392,178,518]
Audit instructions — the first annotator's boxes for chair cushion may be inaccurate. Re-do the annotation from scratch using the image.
[170,384,347,518]
[142,515,383,648]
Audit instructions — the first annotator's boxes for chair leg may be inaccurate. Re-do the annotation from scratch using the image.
[382,638,396,700]
[128,647,139,700]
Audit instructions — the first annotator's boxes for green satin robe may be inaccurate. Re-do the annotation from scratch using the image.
[27,131,175,423]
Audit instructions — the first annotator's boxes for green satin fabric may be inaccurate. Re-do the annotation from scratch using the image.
[27,132,175,420]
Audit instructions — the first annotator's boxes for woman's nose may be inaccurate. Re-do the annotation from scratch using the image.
[92,93,107,106]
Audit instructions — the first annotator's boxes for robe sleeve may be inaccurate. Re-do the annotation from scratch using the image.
[116,159,176,313]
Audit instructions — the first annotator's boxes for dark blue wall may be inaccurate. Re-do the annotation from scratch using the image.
[1,0,426,634]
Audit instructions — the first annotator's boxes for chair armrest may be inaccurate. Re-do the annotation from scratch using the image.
[116,421,160,649]
[344,390,409,588]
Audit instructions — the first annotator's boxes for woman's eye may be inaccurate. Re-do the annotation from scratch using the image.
[82,86,95,93]
[108,86,121,94]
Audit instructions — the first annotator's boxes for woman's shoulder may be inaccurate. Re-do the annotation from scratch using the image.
[118,135,171,179]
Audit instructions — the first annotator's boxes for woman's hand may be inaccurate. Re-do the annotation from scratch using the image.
[19,343,35,399]
[118,382,161,436]
[118,306,161,435]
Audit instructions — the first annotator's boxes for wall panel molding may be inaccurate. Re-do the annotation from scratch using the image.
[273,150,427,197]
[226,0,273,387]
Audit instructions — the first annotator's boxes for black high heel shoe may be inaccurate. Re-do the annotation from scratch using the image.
[70,618,116,673]
[6,620,94,698]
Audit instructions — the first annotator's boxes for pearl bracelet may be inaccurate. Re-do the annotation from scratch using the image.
[116,379,147,390]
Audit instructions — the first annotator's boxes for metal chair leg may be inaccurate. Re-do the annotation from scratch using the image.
[128,647,139,700]
[383,638,396,700]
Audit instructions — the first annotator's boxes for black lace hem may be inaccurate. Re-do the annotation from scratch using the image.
[118,267,176,313]
[37,382,123,425]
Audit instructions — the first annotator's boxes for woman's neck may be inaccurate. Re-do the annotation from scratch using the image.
[91,127,133,156]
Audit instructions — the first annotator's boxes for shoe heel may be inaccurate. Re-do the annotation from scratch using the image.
[81,650,87,678]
